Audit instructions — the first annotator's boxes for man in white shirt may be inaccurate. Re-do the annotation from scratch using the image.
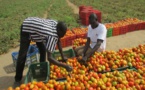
[75,13,107,63]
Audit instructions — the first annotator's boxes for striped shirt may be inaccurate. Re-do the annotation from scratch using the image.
[22,17,58,53]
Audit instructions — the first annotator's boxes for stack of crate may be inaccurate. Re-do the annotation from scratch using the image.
[79,5,102,26]
[11,45,39,67]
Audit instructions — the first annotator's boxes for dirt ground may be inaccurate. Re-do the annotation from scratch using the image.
[0,0,145,89]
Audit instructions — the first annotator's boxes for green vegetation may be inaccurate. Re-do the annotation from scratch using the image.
[48,0,79,29]
[0,0,145,54]
[70,0,145,23]
[0,0,79,54]
[0,0,52,54]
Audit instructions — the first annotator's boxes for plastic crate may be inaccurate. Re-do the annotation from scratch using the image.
[79,6,93,19]
[120,25,128,35]
[24,62,50,84]
[11,45,39,67]
[133,23,139,31]
[141,22,145,29]
[81,19,89,26]
[56,35,76,49]
[80,9,93,20]
[52,48,75,60]
[93,10,102,23]
[135,22,145,30]
[76,33,87,38]
[112,27,121,36]
[79,5,85,12]
[107,28,113,37]
[134,23,140,30]
[64,35,76,47]
[128,24,135,32]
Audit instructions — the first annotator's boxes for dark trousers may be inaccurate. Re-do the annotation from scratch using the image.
[15,25,46,82]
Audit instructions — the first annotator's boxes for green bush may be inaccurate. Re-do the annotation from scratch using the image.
[48,0,79,29]
[1,0,145,54]
[0,0,51,54]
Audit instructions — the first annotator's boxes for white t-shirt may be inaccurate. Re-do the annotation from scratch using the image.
[87,23,107,52]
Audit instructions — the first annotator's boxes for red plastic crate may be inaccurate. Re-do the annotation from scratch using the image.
[132,24,136,31]
[71,35,77,45]
[66,35,76,46]
[80,9,93,20]
[80,10,89,19]
[125,24,130,33]
[128,24,135,32]
[67,36,72,47]
[135,23,142,30]
[76,33,87,38]
[140,22,145,30]
[127,24,132,32]
[79,6,93,14]
[56,38,67,49]
[65,36,69,47]
[133,23,139,31]
[61,38,67,47]
[79,7,93,17]
[93,10,101,15]
[81,19,89,26]
[113,27,121,36]
[120,25,128,35]
[79,7,102,23]
[79,5,85,12]
[92,10,102,23]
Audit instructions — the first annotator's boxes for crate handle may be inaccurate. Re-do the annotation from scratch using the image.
[37,64,40,67]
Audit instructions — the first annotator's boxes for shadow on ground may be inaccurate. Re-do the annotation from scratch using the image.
[0,75,26,90]
[3,63,28,74]
[3,63,16,74]
[0,76,14,90]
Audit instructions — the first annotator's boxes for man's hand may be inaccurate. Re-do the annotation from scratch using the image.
[82,56,88,62]
[65,65,73,72]
[78,56,88,66]
[63,56,68,62]
[60,56,68,62]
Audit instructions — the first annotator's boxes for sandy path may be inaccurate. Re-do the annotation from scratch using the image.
[66,0,79,14]
[106,30,145,51]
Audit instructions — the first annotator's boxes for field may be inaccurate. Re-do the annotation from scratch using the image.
[0,0,145,54]
[0,0,51,54]
[70,0,145,23]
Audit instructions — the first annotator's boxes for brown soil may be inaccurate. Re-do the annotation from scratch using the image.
[66,0,79,15]
[43,4,53,18]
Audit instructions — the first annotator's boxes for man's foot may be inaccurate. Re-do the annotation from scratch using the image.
[13,81,21,88]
